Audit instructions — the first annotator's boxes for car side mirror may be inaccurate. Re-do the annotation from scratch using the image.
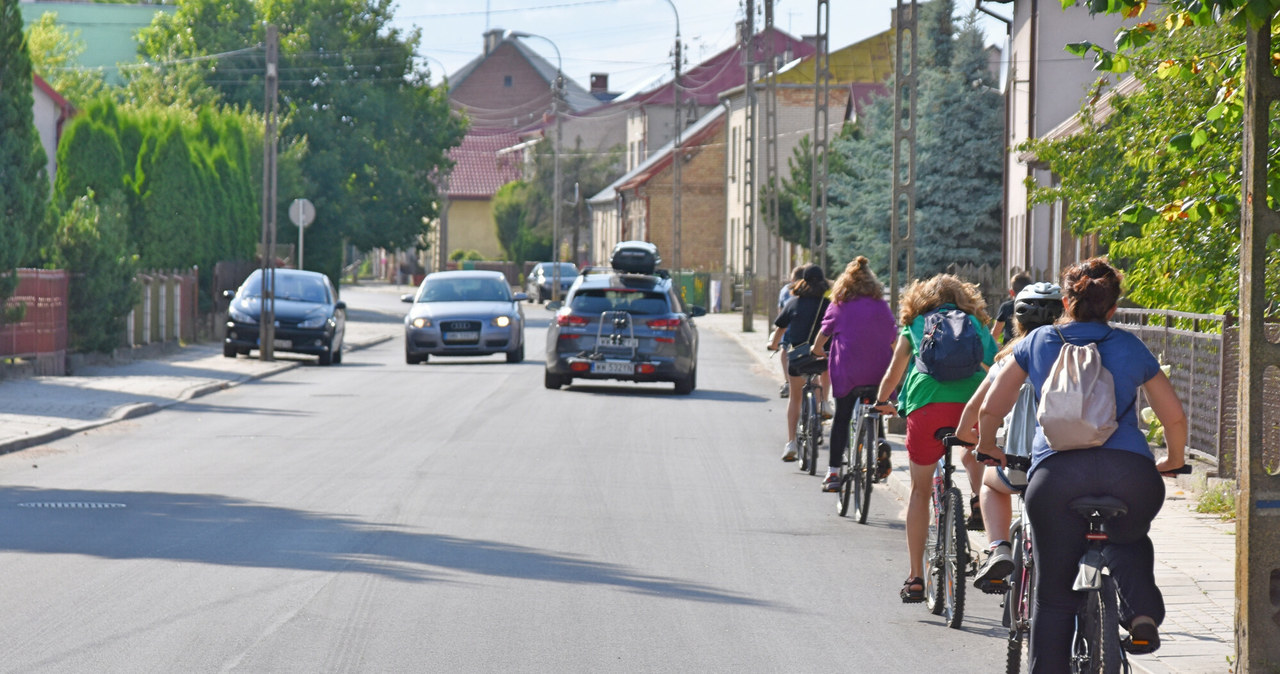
[222,289,236,299]
[513,292,529,302]
[546,301,563,311]
[400,294,414,303]
[688,305,707,318]
[335,301,347,310]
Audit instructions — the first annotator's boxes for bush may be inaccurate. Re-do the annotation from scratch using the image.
[52,190,139,353]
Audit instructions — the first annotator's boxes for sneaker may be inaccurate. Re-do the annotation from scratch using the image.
[967,496,985,531]
[820,401,834,419]
[779,382,789,398]
[875,440,892,481]
[822,472,841,492]
[974,543,1014,594]
[781,441,797,462]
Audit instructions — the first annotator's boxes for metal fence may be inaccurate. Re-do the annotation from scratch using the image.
[1111,309,1226,473]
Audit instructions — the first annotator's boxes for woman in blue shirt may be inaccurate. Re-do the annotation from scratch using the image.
[974,258,1187,672]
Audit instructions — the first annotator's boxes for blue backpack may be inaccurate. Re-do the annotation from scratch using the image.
[914,307,983,381]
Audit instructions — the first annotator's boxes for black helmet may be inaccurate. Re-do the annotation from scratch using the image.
[1014,282,1063,328]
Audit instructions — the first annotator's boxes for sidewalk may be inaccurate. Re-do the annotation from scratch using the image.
[0,313,399,457]
[699,310,1237,674]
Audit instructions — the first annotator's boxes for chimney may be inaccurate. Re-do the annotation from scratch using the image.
[590,73,608,94]
[484,28,505,55]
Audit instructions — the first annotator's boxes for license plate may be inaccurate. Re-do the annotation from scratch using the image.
[444,331,479,342]
[599,337,638,348]
[272,339,291,349]
[592,361,634,375]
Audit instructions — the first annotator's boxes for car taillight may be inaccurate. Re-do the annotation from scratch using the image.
[646,318,681,330]
[557,313,589,327]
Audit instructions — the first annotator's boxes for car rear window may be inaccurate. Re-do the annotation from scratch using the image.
[570,289,669,315]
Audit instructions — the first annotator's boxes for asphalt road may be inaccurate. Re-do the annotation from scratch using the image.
[0,286,1013,672]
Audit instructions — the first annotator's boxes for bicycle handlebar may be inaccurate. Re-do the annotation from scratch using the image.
[975,451,1032,472]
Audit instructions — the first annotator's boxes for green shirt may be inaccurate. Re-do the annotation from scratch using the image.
[896,306,999,416]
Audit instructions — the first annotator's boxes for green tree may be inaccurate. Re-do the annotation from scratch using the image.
[493,181,544,265]
[51,190,139,353]
[1,0,49,310]
[827,7,1002,281]
[1023,17,1273,313]
[54,117,125,209]
[22,11,105,106]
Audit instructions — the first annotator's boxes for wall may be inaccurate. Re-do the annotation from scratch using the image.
[445,198,503,259]
[451,43,556,130]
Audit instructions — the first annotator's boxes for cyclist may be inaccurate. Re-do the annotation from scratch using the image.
[810,256,896,492]
[990,271,1032,345]
[954,281,1063,591]
[767,264,831,462]
[776,265,805,399]
[871,274,998,603]
[975,258,1187,667]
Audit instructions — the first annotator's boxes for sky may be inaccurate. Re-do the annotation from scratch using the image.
[389,0,1008,95]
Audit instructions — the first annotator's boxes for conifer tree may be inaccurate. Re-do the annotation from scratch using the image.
[0,0,49,309]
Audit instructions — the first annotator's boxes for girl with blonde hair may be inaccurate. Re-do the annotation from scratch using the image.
[872,273,998,603]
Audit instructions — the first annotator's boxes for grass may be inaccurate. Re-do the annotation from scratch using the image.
[1194,479,1237,521]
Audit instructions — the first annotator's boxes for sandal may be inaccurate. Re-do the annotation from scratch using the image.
[1122,616,1161,654]
[900,576,925,603]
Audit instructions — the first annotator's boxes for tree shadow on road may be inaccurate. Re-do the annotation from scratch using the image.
[0,486,773,608]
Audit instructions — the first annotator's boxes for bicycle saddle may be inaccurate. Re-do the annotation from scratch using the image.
[1068,495,1128,520]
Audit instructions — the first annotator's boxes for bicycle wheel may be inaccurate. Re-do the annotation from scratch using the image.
[839,415,860,517]
[941,487,969,629]
[925,485,945,615]
[797,392,811,473]
[856,414,876,523]
[1072,575,1123,674]
[1005,523,1031,674]
[805,390,820,476]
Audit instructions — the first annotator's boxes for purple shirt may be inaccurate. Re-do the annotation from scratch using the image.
[819,295,897,397]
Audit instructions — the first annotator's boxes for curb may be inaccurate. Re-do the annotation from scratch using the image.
[0,335,393,458]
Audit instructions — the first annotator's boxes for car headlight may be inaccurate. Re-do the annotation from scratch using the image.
[298,312,329,329]
[228,306,258,324]
[410,317,432,329]
[491,315,511,328]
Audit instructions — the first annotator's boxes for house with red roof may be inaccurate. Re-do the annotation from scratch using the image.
[31,74,76,188]
[428,29,619,264]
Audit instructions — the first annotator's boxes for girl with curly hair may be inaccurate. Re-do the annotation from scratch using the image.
[872,273,998,603]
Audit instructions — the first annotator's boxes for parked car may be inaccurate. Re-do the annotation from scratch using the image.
[223,268,346,365]
[402,270,528,364]
[525,262,579,303]
[543,268,705,394]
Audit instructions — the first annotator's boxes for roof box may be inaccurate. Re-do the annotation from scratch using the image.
[610,241,661,274]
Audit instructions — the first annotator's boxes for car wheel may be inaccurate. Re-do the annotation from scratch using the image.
[507,341,525,363]
[536,288,545,304]
[332,346,342,364]
[223,343,237,358]
[674,370,695,395]
[406,350,424,365]
[318,349,333,366]
[544,369,564,389]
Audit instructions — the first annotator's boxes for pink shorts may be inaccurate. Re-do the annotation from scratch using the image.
[905,402,967,466]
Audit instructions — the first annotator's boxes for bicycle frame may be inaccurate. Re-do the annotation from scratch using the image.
[840,389,883,522]
[796,373,823,475]
[927,433,970,629]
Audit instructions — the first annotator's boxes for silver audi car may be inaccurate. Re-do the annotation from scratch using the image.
[402,270,527,364]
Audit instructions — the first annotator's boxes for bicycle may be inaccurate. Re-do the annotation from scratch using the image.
[930,432,972,629]
[974,450,1035,674]
[839,386,887,523]
[1068,464,1190,674]
[795,371,824,475]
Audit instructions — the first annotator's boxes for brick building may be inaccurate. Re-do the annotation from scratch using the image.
[590,107,727,272]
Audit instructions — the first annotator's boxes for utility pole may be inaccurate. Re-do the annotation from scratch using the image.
[890,0,918,316]
[552,76,564,300]
[259,24,279,361]
[810,0,831,271]
[741,0,757,332]
[669,3,683,272]
[1237,19,1280,669]
[763,0,782,309]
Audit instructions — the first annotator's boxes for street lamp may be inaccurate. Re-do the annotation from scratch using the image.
[660,0,683,271]
[507,31,566,302]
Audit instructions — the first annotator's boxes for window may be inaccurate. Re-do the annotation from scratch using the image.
[504,75,513,87]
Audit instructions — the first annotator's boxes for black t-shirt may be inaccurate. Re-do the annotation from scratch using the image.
[995,299,1015,344]
[775,295,829,347]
